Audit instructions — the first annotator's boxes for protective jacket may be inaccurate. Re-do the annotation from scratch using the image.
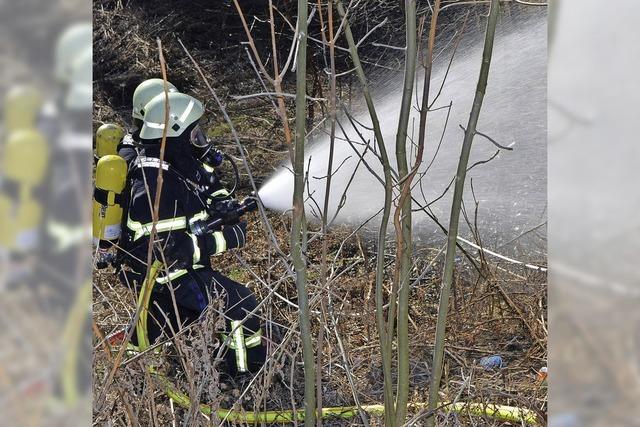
[118,143,235,279]
[117,141,265,374]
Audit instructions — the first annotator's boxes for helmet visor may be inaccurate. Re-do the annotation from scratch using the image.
[190,125,210,148]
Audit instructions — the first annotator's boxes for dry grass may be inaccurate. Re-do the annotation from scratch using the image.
[93,214,547,425]
[92,1,547,425]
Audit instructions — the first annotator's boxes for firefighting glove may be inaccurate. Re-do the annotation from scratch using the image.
[162,233,195,269]
[212,199,241,226]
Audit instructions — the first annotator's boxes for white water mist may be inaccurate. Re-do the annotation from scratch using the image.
[258,8,546,252]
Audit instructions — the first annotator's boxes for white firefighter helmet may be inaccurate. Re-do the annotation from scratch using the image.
[64,47,92,111]
[132,78,179,120]
[55,22,92,83]
[139,92,204,140]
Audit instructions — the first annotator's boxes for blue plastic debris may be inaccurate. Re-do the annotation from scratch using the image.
[479,355,503,370]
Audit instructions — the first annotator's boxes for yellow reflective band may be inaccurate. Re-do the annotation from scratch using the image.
[127,215,187,241]
[191,211,210,222]
[206,189,231,207]
[231,321,248,373]
[47,221,90,252]
[155,264,204,284]
[127,211,210,242]
[221,328,262,349]
[245,329,263,348]
[209,188,230,198]
[213,231,226,254]
[202,163,215,173]
[124,342,163,357]
[188,232,200,264]
[155,268,188,284]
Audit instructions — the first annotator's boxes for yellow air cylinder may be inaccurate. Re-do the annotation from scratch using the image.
[3,85,43,132]
[95,123,125,159]
[0,130,48,252]
[92,155,127,246]
[3,129,49,187]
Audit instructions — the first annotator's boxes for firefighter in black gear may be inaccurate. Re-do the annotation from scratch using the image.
[43,44,93,304]
[117,92,266,375]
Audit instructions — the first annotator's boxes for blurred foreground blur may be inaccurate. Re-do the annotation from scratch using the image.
[549,0,640,425]
[0,1,91,426]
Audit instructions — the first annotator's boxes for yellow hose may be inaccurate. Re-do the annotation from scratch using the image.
[136,260,162,350]
[156,373,539,425]
[60,280,92,405]
[141,264,538,425]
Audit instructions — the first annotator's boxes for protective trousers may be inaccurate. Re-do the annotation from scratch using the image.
[131,267,266,375]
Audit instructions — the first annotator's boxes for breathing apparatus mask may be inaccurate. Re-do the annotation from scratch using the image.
[190,124,224,167]
[188,123,241,198]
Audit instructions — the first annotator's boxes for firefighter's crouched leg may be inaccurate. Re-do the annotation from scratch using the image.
[130,268,267,375]
[209,270,266,375]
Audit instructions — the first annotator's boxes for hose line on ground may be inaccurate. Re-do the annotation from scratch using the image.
[137,260,539,425]
[154,371,539,425]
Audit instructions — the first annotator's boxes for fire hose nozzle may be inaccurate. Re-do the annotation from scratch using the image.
[240,195,259,213]
[190,196,259,237]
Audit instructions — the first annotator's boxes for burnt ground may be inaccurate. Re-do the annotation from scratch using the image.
[92,1,547,425]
